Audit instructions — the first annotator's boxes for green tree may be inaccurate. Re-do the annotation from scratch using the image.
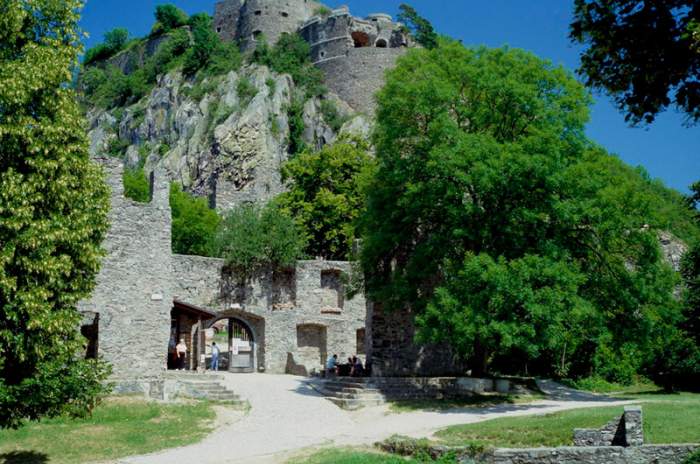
[0,0,111,428]
[84,27,130,65]
[570,0,700,125]
[360,41,682,379]
[276,138,375,261]
[183,13,219,76]
[397,4,439,50]
[215,204,307,278]
[170,184,220,257]
[154,4,188,32]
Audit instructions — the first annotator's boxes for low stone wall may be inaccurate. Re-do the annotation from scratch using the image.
[480,445,699,464]
[573,406,643,447]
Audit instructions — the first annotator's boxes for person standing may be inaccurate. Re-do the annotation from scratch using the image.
[326,354,338,377]
[211,342,220,371]
[176,338,187,371]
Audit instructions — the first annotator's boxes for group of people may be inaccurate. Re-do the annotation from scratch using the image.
[325,354,366,377]
[169,338,222,371]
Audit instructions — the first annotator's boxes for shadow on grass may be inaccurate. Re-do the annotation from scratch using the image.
[388,394,545,413]
[0,451,49,464]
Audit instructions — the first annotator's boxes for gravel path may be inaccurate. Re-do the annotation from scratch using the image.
[117,374,633,464]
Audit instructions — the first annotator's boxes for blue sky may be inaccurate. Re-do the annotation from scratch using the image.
[80,0,700,193]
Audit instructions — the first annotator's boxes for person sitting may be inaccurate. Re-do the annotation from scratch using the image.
[325,354,338,377]
[352,356,364,377]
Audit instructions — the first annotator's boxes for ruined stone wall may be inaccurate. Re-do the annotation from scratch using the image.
[78,158,173,395]
[171,256,367,375]
[485,445,699,464]
[369,305,466,377]
[316,48,407,115]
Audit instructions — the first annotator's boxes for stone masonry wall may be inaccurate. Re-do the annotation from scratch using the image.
[171,256,368,375]
[78,157,173,394]
[316,47,407,115]
[483,445,699,464]
[214,0,243,42]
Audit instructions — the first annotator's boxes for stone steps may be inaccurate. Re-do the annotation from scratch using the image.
[314,378,387,410]
[175,379,241,404]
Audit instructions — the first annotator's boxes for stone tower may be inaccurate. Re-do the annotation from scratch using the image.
[214,0,322,51]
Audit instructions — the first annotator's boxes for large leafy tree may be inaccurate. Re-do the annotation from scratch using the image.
[397,4,439,50]
[276,138,375,261]
[170,184,220,257]
[0,0,111,428]
[570,0,700,125]
[360,41,683,379]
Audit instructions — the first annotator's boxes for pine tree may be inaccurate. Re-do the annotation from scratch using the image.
[0,0,111,428]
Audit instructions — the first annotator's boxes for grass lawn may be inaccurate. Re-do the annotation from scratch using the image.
[0,396,217,464]
[288,448,408,464]
[389,393,544,413]
[435,392,700,447]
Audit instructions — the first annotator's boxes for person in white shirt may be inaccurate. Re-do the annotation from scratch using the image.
[176,338,187,370]
[211,342,220,371]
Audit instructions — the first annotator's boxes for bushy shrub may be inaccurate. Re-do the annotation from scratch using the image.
[237,76,258,107]
[84,28,130,66]
[214,204,307,279]
[320,99,349,132]
[286,96,307,156]
[155,4,188,32]
[683,450,700,464]
[170,184,220,257]
[123,167,150,203]
[250,32,325,98]
[183,13,219,76]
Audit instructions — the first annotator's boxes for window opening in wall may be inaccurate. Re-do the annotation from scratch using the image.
[296,324,328,367]
[253,30,263,40]
[356,328,366,355]
[280,11,289,17]
[321,269,344,309]
[375,38,388,48]
[320,51,326,58]
[216,26,222,33]
[80,313,99,360]
[254,10,262,15]
[351,31,370,48]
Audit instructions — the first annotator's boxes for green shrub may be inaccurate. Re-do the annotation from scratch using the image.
[155,4,188,32]
[215,203,307,279]
[158,143,171,157]
[84,28,129,65]
[170,184,220,256]
[286,96,307,156]
[123,167,150,203]
[320,99,349,132]
[266,77,277,95]
[314,6,332,17]
[107,138,130,158]
[250,32,325,98]
[237,76,258,107]
[198,41,242,79]
[683,450,700,464]
[183,13,219,76]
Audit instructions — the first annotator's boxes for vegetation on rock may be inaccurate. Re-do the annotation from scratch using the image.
[359,40,698,383]
[84,27,130,66]
[398,4,439,50]
[0,0,111,428]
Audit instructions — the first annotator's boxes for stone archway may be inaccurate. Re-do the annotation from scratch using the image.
[351,31,370,48]
[207,316,257,373]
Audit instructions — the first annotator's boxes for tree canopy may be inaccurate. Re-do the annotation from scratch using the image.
[276,137,375,261]
[154,4,188,33]
[397,4,439,50]
[0,0,111,428]
[360,40,695,381]
[570,0,700,125]
[170,184,220,257]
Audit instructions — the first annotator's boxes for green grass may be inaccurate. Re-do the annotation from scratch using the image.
[563,376,660,395]
[0,396,216,464]
[289,447,460,464]
[388,393,544,413]
[435,392,700,448]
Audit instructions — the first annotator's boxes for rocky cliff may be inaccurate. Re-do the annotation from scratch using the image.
[87,64,370,211]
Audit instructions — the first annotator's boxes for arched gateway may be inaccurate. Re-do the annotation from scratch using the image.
[169,300,258,373]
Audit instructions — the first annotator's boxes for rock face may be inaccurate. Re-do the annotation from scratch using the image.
[87,64,347,210]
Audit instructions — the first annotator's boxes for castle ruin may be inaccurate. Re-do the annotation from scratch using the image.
[213,0,412,113]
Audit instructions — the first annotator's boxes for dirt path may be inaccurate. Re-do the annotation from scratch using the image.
[116,374,634,464]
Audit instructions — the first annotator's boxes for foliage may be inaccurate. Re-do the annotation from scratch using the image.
[251,32,326,98]
[170,184,220,257]
[320,99,349,133]
[286,96,307,156]
[154,4,188,33]
[397,4,439,50]
[0,397,216,464]
[84,28,129,65]
[215,204,307,278]
[122,167,150,203]
[183,13,219,76]
[0,0,111,428]
[314,6,332,17]
[563,376,659,394]
[683,450,700,464]
[237,76,258,107]
[570,0,700,125]
[360,41,692,380]
[276,138,375,260]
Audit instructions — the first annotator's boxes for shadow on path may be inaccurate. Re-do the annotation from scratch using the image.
[536,379,618,402]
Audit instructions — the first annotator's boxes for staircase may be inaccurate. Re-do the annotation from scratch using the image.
[314,378,386,410]
[165,372,241,404]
